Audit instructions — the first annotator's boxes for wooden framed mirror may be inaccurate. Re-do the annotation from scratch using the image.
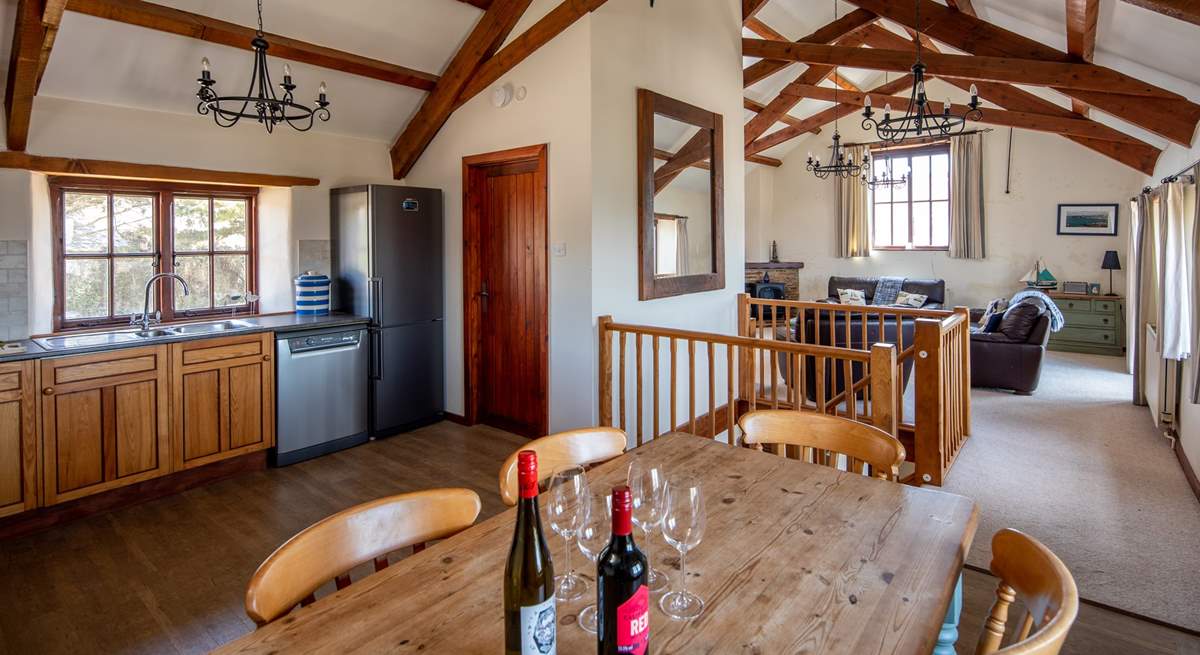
[637,88,724,300]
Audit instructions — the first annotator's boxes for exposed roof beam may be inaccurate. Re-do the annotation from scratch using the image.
[743,0,771,25]
[67,0,439,91]
[0,151,320,186]
[456,0,493,9]
[742,24,875,147]
[455,0,609,110]
[743,39,1178,98]
[744,17,787,41]
[5,0,56,151]
[745,75,915,157]
[744,97,820,133]
[857,25,1160,175]
[654,130,711,194]
[831,72,861,92]
[656,147,780,169]
[35,0,66,90]
[1065,0,1099,115]
[787,83,1147,144]
[743,9,876,88]
[1120,0,1200,27]
[390,0,532,178]
[841,0,1200,146]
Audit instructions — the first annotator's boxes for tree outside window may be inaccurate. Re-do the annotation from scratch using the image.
[870,143,951,251]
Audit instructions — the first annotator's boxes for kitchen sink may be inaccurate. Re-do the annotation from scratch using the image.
[34,319,258,351]
[171,320,254,335]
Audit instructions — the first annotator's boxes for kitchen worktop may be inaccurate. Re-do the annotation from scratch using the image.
[0,313,371,363]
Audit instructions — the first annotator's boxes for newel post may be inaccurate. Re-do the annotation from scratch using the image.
[737,293,752,402]
[954,306,972,437]
[598,315,613,428]
[869,343,897,437]
[913,317,945,486]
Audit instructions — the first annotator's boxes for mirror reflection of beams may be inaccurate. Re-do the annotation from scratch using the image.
[638,88,724,301]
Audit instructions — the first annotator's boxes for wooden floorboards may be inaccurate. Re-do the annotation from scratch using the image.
[0,420,1195,654]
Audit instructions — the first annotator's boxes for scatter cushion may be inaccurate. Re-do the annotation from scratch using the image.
[977,297,1007,330]
[837,288,866,305]
[894,291,928,308]
[984,313,1005,333]
[995,302,1041,342]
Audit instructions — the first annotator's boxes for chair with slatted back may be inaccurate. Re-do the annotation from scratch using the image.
[975,529,1079,655]
[498,428,628,506]
[244,488,482,626]
[737,409,905,481]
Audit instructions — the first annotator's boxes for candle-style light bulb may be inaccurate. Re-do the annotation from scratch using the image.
[864,95,872,108]
[283,63,292,77]
[201,57,210,72]
[319,81,327,96]
[969,83,978,97]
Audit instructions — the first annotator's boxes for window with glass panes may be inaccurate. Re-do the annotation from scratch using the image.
[52,178,258,330]
[869,144,951,250]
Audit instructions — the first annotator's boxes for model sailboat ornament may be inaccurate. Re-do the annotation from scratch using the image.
[1020,258,1058,289]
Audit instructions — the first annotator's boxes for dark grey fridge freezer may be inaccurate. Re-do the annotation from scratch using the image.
[332,184,444,436]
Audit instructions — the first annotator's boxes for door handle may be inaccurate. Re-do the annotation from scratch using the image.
[370,278,383,325]
[370,328,383,381]
[480,280,489,313]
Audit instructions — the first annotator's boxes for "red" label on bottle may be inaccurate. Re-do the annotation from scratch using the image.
[616,585,649,655]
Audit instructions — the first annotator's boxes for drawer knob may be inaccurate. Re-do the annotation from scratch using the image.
[1103,318,1109,324]
[263,355,271,362]
[42,387,53,395]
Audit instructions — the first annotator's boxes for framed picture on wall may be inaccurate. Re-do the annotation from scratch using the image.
[1057,204,1118,236]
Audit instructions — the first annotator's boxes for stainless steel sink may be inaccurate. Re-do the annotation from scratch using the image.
[34,319,258,351]
[171,319,254,334]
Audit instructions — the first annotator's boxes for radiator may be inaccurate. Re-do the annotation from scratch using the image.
[1144,324,1180,428]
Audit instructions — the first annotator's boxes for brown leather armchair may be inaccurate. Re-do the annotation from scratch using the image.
[970,309,1051,395]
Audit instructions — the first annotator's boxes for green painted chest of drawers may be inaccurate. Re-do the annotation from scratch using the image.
[1048,292,1125,356]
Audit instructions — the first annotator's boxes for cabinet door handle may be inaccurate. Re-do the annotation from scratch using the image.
[42,387,53,395]
[263,354,271,362]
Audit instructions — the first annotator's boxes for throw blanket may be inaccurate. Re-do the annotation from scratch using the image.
[872,276,905,306]
[1007,289,1064,332]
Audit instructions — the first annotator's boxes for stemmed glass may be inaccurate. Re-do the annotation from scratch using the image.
[547,465,589,602]
[628,460,670,592]
[660,475,706,620]
[575,492,612,634]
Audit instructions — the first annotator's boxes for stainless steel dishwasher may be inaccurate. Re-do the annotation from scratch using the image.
[274,326,369,466]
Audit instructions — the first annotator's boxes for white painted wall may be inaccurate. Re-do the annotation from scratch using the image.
[403,0,595,432]
[590,0,745,443]
[748,81,1146,308]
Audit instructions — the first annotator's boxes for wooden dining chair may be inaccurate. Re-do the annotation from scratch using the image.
[737,409,905,481]
[244,488,482,626]
[975,528,1079,655]
[498,427,628,506]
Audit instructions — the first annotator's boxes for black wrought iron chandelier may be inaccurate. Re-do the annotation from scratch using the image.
[864,164,907,189]
[195,0,330,133]
[860,0,980,145]
[805,1,869,181]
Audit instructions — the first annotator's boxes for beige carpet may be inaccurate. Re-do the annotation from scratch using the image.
[938,351,1200,630]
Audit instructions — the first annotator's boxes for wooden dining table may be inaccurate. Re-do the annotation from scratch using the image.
[215,433,978,654]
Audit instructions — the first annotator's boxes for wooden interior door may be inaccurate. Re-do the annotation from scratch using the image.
[464,145,548,437]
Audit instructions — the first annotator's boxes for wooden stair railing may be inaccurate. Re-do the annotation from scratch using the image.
[597,315,897,448]
[736,295,971,486]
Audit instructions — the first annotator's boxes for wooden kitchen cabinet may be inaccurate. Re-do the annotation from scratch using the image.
[170,333,275,470]
[40,345,171,505]
[0,361,38,518]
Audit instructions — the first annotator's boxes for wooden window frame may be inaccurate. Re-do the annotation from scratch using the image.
[869,142,951,252]
[50,177,259,332]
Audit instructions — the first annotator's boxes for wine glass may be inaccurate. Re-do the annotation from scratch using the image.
[628,459,669,592]
[547,465,589,602]
[659,475,706,620]
[575,492,612,634]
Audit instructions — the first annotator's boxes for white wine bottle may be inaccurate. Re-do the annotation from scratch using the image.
[504,450,556,654]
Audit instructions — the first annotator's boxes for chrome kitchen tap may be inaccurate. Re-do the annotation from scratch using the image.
[132,273,190,331]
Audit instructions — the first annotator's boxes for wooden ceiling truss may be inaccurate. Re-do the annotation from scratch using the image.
[742,0,1198,175]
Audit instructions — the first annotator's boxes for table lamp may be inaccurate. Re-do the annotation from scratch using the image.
[1101,250,1121,296]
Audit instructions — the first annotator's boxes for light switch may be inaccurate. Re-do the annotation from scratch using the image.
[551,242,566,257]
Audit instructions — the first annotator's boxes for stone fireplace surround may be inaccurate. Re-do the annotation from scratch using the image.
[745,262,804,300]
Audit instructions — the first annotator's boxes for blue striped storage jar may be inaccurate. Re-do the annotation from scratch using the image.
[294,272,331,316]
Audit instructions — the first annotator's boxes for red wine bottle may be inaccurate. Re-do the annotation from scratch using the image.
[504,451,556,655]
[597,485,649,655]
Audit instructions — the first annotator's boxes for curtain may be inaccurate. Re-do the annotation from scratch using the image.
[835,145,870,258]
[949,133,986,259]
[1188,170,1200,403]
[675,216,690,276]
[1128,194,1149,400]
[1160,181,1194,361]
